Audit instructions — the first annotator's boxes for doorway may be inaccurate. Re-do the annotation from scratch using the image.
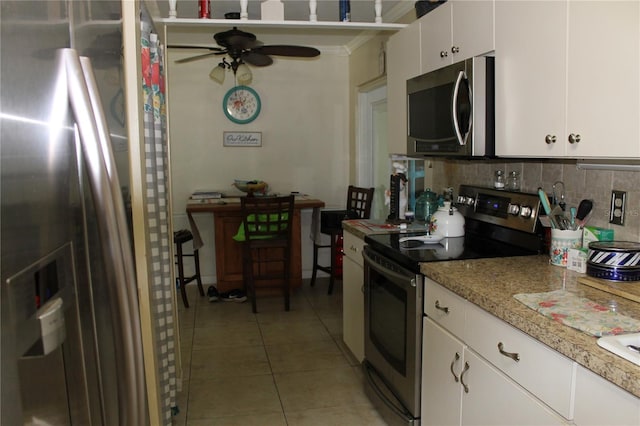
[357,83,388,221]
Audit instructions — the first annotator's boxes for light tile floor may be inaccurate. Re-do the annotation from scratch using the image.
[172,278,387,426]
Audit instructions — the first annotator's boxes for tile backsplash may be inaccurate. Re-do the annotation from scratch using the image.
[428,159,640,242]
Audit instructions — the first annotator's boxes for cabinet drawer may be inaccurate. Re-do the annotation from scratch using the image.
[343,231,365,267]
[424,278,466,338]
[464,302,574,419]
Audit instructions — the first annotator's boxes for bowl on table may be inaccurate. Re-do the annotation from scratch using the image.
[233,180,269,195]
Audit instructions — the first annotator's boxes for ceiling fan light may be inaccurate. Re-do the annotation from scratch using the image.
[236,63,252,85]
[209,64,226,84]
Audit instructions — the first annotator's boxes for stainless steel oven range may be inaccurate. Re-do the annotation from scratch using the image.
[362,185,545,426]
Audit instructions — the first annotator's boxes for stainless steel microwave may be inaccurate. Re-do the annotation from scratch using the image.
[406,57,494,158]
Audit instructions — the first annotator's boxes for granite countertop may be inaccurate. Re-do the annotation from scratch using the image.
[420,256,640,398]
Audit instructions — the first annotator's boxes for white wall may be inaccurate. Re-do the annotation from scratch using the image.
[167,48,351,283]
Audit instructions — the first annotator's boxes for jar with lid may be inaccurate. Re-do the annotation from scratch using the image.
[494,170,505,189]
[507,171,520,191]
[415,188,439,223]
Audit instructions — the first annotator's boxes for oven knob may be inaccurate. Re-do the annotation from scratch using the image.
[465,197,475,207]
[507,203,520,215]
[457,195,466,204]
[520,206,533,218]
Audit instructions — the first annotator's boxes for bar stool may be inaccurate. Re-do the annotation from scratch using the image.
[311,185,374,294]
[174,229,204,308]
[239,195,295,314]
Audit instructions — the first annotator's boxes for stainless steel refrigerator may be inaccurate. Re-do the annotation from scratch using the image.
[1,1,147,424]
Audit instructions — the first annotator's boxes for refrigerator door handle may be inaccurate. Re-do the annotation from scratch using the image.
[78,56,147,426]
[60,48,145,426]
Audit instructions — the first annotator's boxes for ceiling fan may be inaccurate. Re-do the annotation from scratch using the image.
[169,27,320,84]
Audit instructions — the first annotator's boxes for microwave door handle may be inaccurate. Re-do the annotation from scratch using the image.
[452,70,472,146]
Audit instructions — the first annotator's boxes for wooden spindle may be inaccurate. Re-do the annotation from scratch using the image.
[309,0,317,22]
[241,0,248,19]
[375,0,382,23]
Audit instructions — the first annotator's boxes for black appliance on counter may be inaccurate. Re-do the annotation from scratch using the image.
[362,185,544,426]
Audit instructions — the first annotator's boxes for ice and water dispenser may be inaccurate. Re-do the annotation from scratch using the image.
[4,243,89,424]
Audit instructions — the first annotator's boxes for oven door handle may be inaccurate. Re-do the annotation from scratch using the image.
[363,250,416,286]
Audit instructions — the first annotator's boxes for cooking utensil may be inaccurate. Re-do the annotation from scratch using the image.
[399,234,444,245]
[431,201,465,237]
[576,199,594,227]
[537,187,557,229]
[552,181,566,211]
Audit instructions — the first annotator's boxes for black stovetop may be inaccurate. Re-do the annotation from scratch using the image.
[364,218,544,273]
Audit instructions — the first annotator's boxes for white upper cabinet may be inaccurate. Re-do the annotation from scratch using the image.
[495,0,640,158]
[420,0,494,75]
[387,19,421,155]
[565,0,640,158]
[495,1,567,157]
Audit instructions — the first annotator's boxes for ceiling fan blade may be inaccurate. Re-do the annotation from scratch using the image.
[253,45,320,58]
[168,45,225,52]
[242,51,273,67]
[174,52,222,64]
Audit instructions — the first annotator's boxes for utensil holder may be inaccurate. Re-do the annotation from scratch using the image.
[550,228,583,267]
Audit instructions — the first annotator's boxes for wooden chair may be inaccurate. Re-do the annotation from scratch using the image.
[239,195,295,313]
[311,185,374,294]
[173,229,205,308]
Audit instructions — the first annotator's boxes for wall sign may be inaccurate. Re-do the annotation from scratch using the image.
[223,131,262,147]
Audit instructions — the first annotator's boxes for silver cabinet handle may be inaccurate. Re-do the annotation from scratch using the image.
[451,46,460,54]
[440,50,448,58]
[568,133,581,144]
[498,342,520,362]
[435,300,449,314]
[450,352,461,382]
[545,134,557,144]
[460,361,470,393]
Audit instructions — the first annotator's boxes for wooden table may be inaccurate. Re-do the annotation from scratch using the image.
[186,197,324,293]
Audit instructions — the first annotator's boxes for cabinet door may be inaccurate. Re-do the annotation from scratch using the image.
[420,2,453,74]
[461,349,569,426]
[566,0,640,157]
[494,1,568,157]
[342,254,364,362]
[573,364,640,426]
[387,20,421,154]
[451,0,494,61]
[422,318,464,426]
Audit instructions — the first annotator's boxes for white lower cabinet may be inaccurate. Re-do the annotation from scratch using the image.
[422,279,570,425]
[573,365,640,426]
[422,318,465,426]
[422,318,568,426]
[342,230,365,361]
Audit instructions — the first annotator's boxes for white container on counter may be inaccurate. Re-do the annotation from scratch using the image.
[432,201,465,237]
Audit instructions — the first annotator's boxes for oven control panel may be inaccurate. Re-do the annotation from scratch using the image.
[455,185,541,233]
